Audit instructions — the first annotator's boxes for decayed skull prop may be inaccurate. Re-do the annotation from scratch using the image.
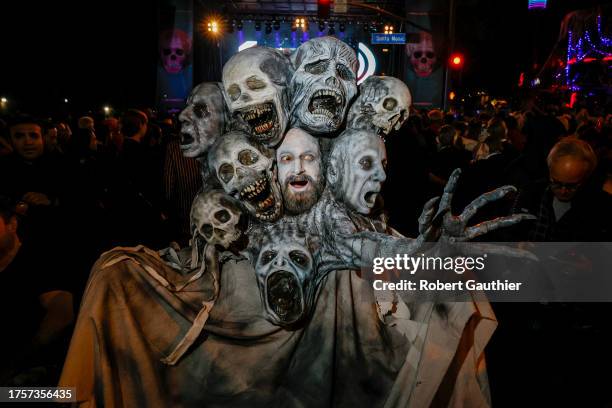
[159,29,192,74]
[254,224,318,327]
[190,190,246,250]
[178,82,227,158]
[327,129,387,214]
[208,131,282,222]
[347,76,412,136]
[290,37,358,134]
[406,31,437,78]
[222,47,293,147]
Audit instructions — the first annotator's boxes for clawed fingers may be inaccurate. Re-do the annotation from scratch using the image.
[452,242,539,262]
[463,213,536,240]
[433,168,461,224]
[459,185,517,223]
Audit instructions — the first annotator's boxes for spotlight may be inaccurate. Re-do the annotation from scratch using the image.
[384,25,394,34]
[207,20,219,33]
[273,20,280,31]
[0,97,6,104]
[64,98,69,103]
[294,17,306,30]
[255,21,261,31]
[339,22,345,32]
[103,106,111,114]
[265,21,272,34]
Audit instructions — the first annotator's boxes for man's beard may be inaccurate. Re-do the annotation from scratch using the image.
[282,174,324,215]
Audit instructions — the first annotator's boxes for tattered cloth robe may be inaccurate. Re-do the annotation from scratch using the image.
[60,246,496,407]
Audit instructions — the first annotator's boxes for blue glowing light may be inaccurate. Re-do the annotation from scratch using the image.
[528,0,547,10]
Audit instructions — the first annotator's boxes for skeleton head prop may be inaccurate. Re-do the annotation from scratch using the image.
[254,224,318,327]
[277,128,325,215]
[347,76,412,136]
[190,190,246,251]
[290,37,358,134]
[406,31,437,78]
[159,29,192,74]
[222,47,293,147]
[178,82,227,158]
[327,129,387,214]
[208,131,282,222]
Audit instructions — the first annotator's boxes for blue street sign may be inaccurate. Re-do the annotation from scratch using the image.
[371,33,406,45]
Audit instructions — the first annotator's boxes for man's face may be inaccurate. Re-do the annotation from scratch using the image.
[10,124,44,161]
[549,156,591,202]
[277,128,323,214]
[0,216,17,259]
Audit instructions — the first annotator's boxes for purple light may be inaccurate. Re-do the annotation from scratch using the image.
[528,0,547,10]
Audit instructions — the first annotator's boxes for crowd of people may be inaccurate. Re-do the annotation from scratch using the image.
[0,95,611,403]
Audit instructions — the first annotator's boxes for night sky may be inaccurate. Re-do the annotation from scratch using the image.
[0,0,607,115]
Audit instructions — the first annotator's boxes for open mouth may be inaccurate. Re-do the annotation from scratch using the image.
[266,271,302,323]
[288,175,310,192]
[363,190,379,207]
[238,102,279,142]
[180,131,194,146]
[239,175,282,221]
[308,89,344,121]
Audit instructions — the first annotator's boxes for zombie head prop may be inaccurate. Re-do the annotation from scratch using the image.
[277,128,325,215]
[254,224,320,327]
[159,29,192,74]
[178,82,227,158]
[406,31,437,78]
[222,47,293,147]
[190,190,246,251]
[290,37,358,134]
[347,76,412,136]
[327,129,387,215]
[208,131,282,222]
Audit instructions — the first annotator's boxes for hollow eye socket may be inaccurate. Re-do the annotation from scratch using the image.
[193,102,209,119]
[219,163,234,183]
[260,250,277,265]
[246,76,267,90]
[304,59,329,75]
[227,84,241,101]
[214,209,231,223]
[383,98,397,111]
[289,250,309,267]
[359,156,373,171]
[336,63,354,81]
[238,149,259,166]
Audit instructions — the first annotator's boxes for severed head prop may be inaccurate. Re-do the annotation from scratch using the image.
[327,129,387,215]
[190,189,247,253]
[290,37,358,135]
[347,76,412,136]
[222,47,293,147]
[208,131,283,222]
[178,82,227,158]
[253,223,320,328]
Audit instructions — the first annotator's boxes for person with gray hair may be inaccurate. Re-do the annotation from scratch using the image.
[513,137,611,241]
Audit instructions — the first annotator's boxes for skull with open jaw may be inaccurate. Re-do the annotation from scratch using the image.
[290,37,358,135]
[222,46,293,147]
[208,131,283,222]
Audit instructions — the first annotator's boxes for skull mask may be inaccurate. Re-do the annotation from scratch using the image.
[178,82,227,158]
[407,31,437,78]
[347,76,412,136]
[290,37,358,135]
[190,190,246,250]
[222,47,293,147]
[327,129,387,214]
[208,131,283,222]
[254,224,318,327]
[159,29,192,74]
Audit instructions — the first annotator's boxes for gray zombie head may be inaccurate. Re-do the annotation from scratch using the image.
[254,223,320,327]
[178,82,227,158]
[327,129,387,215]
[347,76,412,136]
[222,47,293,147]
[208,131,283,222]
[190,189,246,250]
[290,37,358,135]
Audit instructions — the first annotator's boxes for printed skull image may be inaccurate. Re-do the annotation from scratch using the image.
[159,29,192,74]
[406,31,437,78]
[347,76,412,136]
[178,82,227,158]
[208,131,282,222]
[190,190,246,250]
[254,224,318,327]
[222,47,293,147]
[290,36,358,134]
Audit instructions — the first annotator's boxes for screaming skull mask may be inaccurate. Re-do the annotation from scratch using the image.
[159,29,192,74]
[347,76,412,136]
[178,82,227,158]
[290,37,358,134]
[407,32,437,78]
[327,129,387,214]
[222,47,293,147]
[208,131,283,222]
[190,190,246,251]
